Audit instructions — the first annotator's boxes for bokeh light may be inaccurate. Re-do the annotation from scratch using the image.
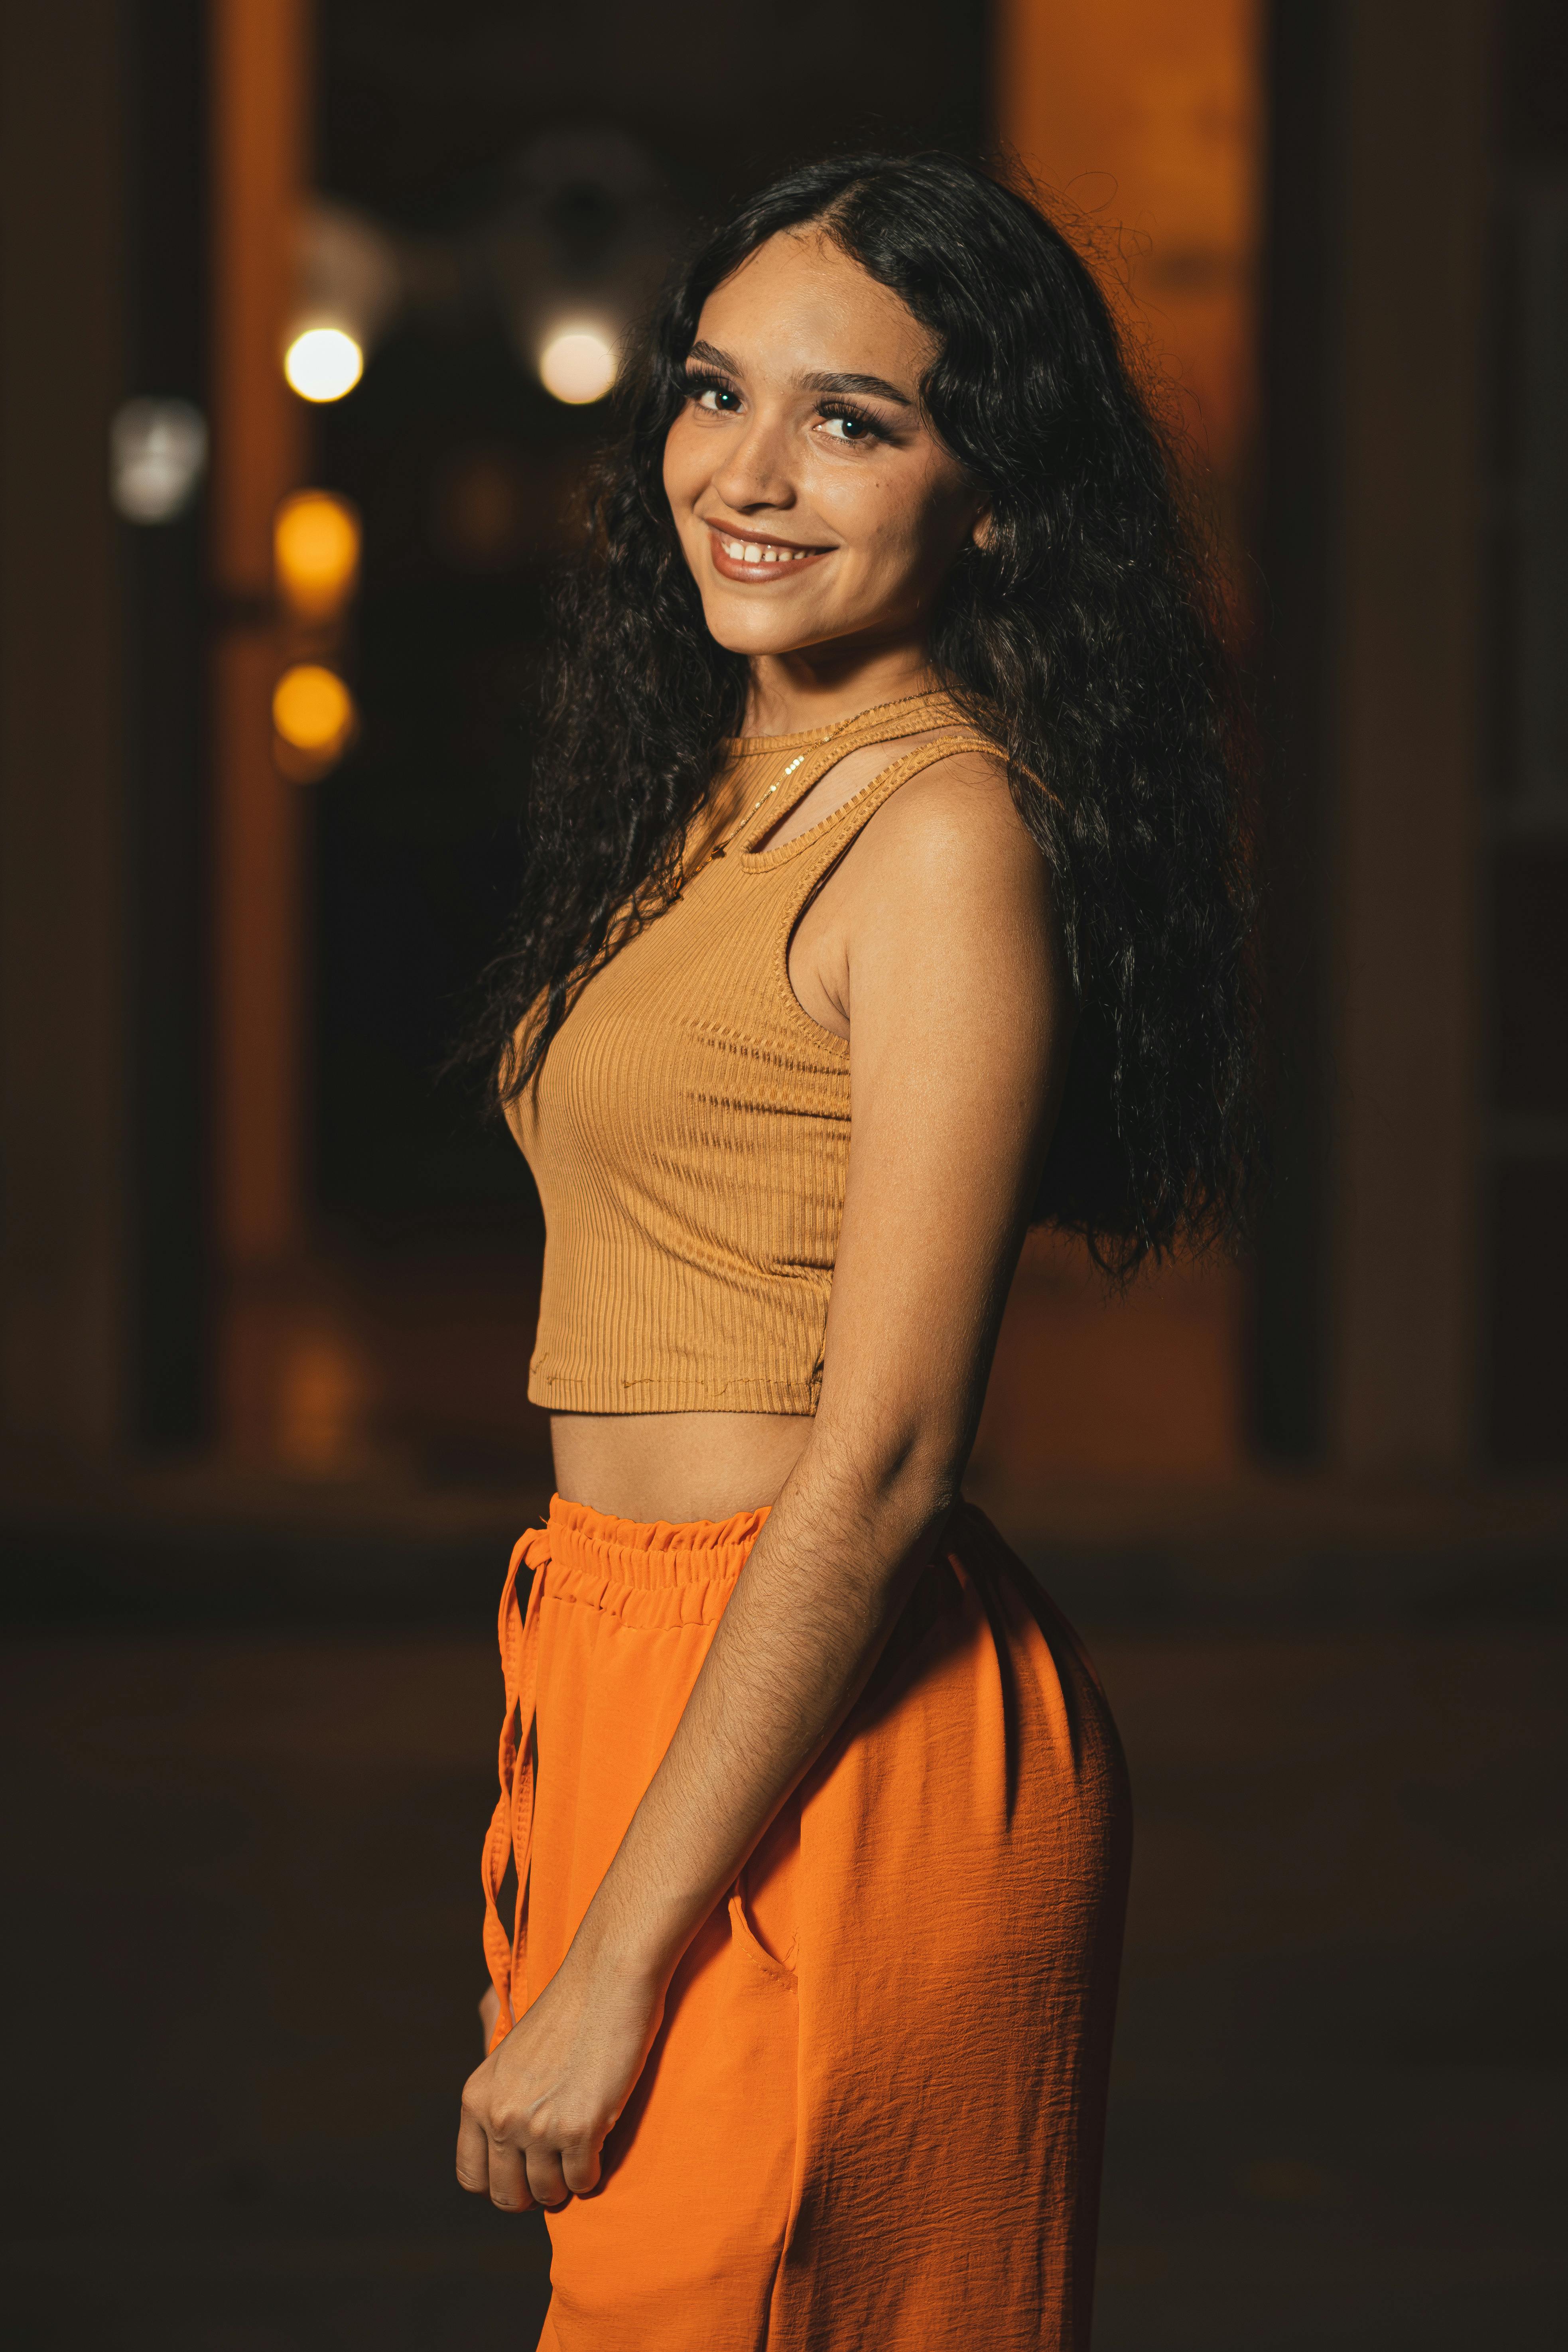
[537,323,617,405]
[272,664,357,772]
[109,398,209,523]
[274,490,362,620]
[284,326,364,403]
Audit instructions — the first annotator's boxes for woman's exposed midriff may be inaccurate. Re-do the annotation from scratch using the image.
[547,1408,816,1526]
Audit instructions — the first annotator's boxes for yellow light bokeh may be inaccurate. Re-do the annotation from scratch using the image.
[284,325,364,402]
[272,664,357,768]
[538,323,617,405]
[274,489,361,620]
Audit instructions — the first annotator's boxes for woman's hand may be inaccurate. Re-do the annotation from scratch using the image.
[457,1944,666,2211]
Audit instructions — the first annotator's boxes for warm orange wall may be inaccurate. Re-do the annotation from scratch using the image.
[211,0,309,1278]
[210,0,311,1454]
[210,0,309,601]
[995,0,1261,485]
[982,1,1263,1485]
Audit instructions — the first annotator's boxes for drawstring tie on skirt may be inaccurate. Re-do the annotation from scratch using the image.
[480,1524,550,2051]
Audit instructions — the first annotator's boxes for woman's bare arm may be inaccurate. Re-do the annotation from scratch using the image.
[458,755,1072,2210]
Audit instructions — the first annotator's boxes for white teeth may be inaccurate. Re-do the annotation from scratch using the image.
[718,533,814,564]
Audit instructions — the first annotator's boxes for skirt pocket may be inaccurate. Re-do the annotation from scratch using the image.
[728,1875,798,1992]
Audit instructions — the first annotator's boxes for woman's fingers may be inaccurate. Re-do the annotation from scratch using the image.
[455,2075,495,2196]
[561,2135,604,2198]
[459,2060,585,2213]
[525,2142,571,2208]
[458,2064,537,2211]
[458,1946,659,2215]
[486,2131,534,2212]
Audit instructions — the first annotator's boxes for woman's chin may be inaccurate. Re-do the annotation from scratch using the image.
[698,593,838,662]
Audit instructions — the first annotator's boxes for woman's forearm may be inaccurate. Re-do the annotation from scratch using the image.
[565,1433,956,1989]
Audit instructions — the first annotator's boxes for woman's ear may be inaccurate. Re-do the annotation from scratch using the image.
[970,504,993,552]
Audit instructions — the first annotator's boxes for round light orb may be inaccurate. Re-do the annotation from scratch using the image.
[538,323,617,406]
[284,326,364,403]
[110,397,208,523]
[272,664,357,762]
[274,490,361,619]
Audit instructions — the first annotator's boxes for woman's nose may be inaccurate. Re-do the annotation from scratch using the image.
[709,414,796,514]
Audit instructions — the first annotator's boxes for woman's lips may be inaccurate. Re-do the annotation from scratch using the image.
[705,523,833,583]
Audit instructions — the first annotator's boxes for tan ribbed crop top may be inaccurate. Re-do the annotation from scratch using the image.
[507,691,998,1413]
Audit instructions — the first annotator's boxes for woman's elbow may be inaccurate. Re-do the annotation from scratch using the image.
[800,1405,969,1542]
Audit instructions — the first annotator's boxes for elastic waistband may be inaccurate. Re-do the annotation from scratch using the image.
[540,1491,772,1628]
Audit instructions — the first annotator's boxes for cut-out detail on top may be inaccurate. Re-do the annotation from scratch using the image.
[743,727,1002,865]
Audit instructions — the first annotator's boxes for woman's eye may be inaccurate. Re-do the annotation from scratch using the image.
[688,380,741,413]
[819,410,879,444]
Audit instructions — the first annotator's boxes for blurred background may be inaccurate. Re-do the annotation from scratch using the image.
[1,2,1564,2346]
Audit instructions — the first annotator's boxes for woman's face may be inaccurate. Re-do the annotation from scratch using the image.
[662,231,987,664]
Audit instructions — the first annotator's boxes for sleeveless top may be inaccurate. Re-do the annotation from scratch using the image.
[507,690,999,1414]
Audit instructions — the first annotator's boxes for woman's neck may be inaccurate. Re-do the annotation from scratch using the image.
[741,641,936,739]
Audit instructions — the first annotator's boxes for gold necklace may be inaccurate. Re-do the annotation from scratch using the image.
[708,752,807,861]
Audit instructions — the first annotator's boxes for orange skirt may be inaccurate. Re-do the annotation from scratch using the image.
[481,1495,1131,2352]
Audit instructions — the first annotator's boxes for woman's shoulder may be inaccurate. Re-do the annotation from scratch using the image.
[861,738,1042,893]
[824,739,1063,1040]
[828,739,1058,1001]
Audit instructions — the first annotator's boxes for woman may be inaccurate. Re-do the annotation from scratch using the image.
[455,152,1258,2350]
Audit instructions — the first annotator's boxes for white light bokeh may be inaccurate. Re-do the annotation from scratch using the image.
[284,327,364,403]
[538,323,617,405]
[109,398,208,523]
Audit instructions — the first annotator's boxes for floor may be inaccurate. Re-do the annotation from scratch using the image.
[2,1603,1563,2349]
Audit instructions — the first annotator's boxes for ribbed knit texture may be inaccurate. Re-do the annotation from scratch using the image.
[508,691,997,1413]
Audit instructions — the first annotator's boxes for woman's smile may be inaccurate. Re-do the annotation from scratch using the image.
[704,519,836,582]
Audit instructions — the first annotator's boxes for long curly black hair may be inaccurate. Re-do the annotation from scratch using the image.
[468,150,1263,1272]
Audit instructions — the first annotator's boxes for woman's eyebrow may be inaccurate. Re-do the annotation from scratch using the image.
[800,369,914,407]
[682,343,914,410]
